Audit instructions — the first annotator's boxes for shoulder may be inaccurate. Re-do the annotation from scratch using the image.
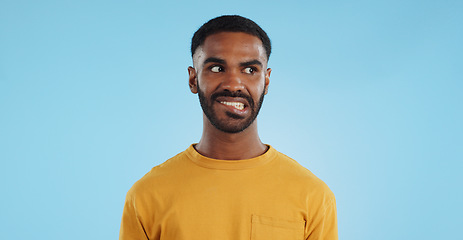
[126,150,189,199]
[272,150,335,200]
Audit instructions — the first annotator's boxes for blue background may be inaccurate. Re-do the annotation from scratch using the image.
[1,0,461,239]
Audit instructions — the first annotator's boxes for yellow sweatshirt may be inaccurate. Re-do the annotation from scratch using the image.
[120,145,337,240]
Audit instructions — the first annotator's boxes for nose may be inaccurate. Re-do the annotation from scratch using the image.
[222,70,245,92]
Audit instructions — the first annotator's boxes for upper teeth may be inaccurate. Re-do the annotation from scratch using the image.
[221,101,244,110]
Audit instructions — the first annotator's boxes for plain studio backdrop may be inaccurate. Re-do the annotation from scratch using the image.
[1,1,461,239]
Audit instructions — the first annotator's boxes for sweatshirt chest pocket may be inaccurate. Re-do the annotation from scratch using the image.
[251,215,306,240]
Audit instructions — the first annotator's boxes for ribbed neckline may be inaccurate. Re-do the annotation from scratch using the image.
[185,144,277,170]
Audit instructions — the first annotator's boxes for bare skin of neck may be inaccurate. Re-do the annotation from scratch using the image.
[194,115,268,160]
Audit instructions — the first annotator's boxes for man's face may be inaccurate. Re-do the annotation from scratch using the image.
[189,32,271,133]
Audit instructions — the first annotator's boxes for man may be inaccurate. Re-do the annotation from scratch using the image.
[120,15,337,240]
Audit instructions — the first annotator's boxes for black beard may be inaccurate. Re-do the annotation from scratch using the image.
[198,87,265,134]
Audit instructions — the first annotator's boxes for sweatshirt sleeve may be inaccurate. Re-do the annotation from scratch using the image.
[119,191,149,240]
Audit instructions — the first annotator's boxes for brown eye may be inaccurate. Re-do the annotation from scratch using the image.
[211,66,223,73]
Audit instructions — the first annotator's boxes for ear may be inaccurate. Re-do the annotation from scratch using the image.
[264,68,271,95]
[188,66,198,94]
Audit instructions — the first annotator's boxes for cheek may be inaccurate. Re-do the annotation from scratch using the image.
[197,74,216,93]
[251,76,267,94]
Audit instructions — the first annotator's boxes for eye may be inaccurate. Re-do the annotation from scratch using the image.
[243,67,255,74]
[210,66,223,73]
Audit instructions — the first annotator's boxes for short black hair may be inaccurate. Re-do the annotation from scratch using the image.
[191,15,271,60]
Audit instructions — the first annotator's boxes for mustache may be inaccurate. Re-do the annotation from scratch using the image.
[211,91,254,108]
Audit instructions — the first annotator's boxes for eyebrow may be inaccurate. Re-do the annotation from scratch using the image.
[240,60,262,67]
[203,57,226,65]
[202,58,263,68]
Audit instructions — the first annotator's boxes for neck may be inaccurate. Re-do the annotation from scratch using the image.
[195,118,267,160]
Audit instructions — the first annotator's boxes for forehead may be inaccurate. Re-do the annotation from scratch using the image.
[193,32,267,65]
